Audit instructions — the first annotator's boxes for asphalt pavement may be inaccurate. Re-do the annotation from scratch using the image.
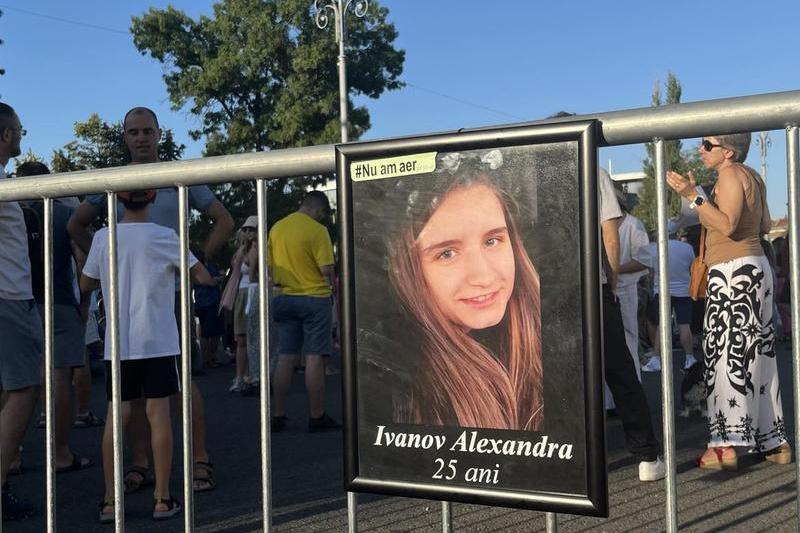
[7,341,800,532]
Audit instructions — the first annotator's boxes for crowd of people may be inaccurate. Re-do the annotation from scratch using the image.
[0,103,341,523]
[0,101,793,523]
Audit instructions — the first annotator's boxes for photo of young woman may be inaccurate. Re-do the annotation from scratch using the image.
[378,150,543,431]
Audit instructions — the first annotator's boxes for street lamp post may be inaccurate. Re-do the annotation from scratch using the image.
[314,0,369,143]
[757,131,771,183]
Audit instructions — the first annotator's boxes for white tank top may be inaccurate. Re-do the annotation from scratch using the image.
[239,262,251,289]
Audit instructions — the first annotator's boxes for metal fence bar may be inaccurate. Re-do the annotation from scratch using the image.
[43,197,56,533]
[545,512,558,532]
[654,139,678,533]
[178,186,195,531]
[441,501,452,532]
[786,125,800,519]
[347,491,358,533]
[2,92,800,205]
[256,178,274,532]
[106,193,125,532]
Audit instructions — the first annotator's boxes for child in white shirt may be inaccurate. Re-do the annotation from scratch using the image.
[81,189,213,522]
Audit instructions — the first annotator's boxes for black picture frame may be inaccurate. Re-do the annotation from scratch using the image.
[336,120,606,516]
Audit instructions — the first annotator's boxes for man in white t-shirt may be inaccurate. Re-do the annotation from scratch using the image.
[0,103,43,521]
[620,223,697,372]
[81,189,213,522]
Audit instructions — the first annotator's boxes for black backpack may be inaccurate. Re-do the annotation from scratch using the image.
[21,200,45,303]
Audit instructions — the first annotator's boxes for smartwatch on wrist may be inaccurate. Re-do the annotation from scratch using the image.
[689,195,705,210]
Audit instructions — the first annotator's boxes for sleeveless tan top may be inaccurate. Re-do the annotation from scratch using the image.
[704,164,767,267]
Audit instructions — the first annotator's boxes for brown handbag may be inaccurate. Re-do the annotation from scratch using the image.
[688,227,707,301]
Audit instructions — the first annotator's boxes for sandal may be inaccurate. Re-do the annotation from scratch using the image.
[193,460,216,492]
[74,411,105,428]
[98,499,114,524]
[765,442,792,465]
[56,454,94,474]
[123,465,153,494]
[697,446,738,471]
[153,496,182,520]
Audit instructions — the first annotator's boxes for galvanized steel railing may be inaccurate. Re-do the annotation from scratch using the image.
[0,89,799,533]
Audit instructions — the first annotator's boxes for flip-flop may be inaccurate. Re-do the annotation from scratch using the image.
[56,454,94,474]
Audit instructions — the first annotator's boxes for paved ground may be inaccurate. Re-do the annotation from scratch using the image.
[7,341,800,532]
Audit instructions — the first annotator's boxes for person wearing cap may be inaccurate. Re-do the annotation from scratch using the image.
[81,187,214,522]
[220,215,258,393]
[619,221,697,372]
[67,107,233,493]
[268,190,341,432]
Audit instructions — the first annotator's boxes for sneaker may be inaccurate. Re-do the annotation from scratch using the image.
[639,457,666,481]
[228,377,243,393]
[684,354,698,370]
[308,413,342,433]
[2,483,35,520]
[240,380,260,397]
[271,415,288,432]
[641,356,662,372]
[74,411,105,428]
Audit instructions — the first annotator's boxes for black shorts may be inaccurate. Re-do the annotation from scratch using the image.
[104,356,180,402]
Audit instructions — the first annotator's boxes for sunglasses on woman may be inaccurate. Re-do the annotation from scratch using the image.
[701,139,725,152]
[241,227,256,233]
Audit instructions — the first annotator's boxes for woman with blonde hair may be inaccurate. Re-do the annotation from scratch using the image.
[667,133,789,470]
[386,158,543,431]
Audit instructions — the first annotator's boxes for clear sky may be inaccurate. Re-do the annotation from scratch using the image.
[1,1,798,216]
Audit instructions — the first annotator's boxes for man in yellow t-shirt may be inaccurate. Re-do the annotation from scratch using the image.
[268,191,339,432]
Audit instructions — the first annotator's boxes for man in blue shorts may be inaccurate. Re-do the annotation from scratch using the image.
[0,103,43,520]
[268,191,340,432]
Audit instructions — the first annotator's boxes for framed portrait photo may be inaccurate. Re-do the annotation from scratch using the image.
[336,120,606,516]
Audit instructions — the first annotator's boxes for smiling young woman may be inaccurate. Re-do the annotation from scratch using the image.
[387,169,543,431]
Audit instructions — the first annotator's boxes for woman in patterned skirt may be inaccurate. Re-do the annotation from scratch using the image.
[666,132,790,470]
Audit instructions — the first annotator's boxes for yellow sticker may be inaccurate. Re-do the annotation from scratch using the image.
[350,152,437,182]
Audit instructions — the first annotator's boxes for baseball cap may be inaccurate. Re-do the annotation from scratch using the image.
[242,215,258,229]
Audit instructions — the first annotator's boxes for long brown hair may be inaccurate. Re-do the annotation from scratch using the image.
[388,175,543,430]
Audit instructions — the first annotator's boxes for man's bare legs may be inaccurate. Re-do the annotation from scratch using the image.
[73,357,93,416]
[130,380,210,491]
[101,400,132,505]
[53,367,79,469]
[0,386,38,485]
[272,354,298,418]
[304,354,325,419]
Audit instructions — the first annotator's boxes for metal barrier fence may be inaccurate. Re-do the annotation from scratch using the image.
[0,89,799,532]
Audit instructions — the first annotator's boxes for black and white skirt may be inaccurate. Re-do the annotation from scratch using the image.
[704,255,787,451]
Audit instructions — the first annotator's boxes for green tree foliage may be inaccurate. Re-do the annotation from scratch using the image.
[633,72,715,232]
[51,114,184,172]
[129,0,404,240]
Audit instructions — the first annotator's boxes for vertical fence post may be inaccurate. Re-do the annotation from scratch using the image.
[545,512,558,532]
[43,197,56,533]
[441,501,452,532]
[654,138,678,533]
[106,193,125,532]
[178,186,195,531]
[256,178,273,532]
[785,125,800,520]
[347,491,358,533]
